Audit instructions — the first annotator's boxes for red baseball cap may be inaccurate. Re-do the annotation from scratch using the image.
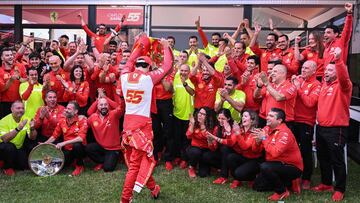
[136,56,152,66]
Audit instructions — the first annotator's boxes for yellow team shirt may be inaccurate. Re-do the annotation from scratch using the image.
[172,72,194,120]
[19,82,44,119]
[172,49,180,57]
[186,48,204,68]
[245,46,255,56]
[0,114,31,149]
[204,44,219,58]
[214,54,228,72]
[215,89,246,122]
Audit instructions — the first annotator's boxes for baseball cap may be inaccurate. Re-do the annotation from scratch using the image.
[136,56,152,66]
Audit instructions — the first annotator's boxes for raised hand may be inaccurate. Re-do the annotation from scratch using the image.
[195,16,201,28]
[159,38,169,48]
[254,22,262,34]
[345,2,353,13]
[40,106,49,119]
[268,18,274,31]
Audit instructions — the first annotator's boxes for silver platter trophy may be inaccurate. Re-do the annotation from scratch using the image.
[28,143,65,176]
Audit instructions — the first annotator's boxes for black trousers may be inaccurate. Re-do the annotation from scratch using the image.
[0,102,12,119]
[63,143,85,167]
[227,153,262,181]
[293,122,314,181]
[0,136,36,170]
[173,116,190,161]
[316,125,347,192]
[85,142,120,172]
[258,161,302,194]
[186,146,211,177]
[202,146,234,178]
[152,99,174,161]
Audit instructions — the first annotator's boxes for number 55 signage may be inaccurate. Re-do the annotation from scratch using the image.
[97,6,144,26]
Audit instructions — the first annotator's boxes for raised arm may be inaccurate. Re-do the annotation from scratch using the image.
[269,18,283,36]
[195,16,208,48]
[149,38,174,84]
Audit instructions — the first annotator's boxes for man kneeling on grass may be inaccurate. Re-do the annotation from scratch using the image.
[252,108,303,201]
[44,101,88,176]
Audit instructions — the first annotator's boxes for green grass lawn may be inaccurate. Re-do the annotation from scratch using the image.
[1,159,360,203]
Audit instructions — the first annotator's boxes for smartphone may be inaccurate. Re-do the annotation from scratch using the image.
[30,32,34,37]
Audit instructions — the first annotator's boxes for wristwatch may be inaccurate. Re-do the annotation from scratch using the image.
[183,82,188,87]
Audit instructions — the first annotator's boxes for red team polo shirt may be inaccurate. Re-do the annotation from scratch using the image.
[317,60,352,127]
[52,115,88,150]
[259,80,297,122]
[263,123,303,171]
[190,71,223,109]
[0,63,27,102]
[294,76,321,126]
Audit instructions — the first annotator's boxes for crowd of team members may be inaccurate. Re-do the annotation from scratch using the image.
[0,2,354,202]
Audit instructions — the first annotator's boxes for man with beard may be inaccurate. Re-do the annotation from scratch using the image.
[186,36,204,67]
[34,90,65,142]
[189,53,223,111]
[86,92,124,172]
[313,48,352,201]
[44,101,88,176]
[28,52,48,84]
[19,67,44,119]
[277,35,300,78]
[195,16,221,57]
[167,36,180,57]
[78,12,122,53]
[0,100,37,176]
[0,48,27,118]
[215,76,245,123]
[249,23,281,73]
[323,3,353,68]
[238,55,261,112]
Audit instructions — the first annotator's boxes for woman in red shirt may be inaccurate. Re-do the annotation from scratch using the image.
[60,65,89,115]
[209,109,264,189]
[186,107,216,178]
[202,108,234,185]
[295,31,325,80]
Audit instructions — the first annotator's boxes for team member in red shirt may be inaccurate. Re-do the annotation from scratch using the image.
[42,55,69,104]
[254,64,297,129]
[78,12,122,53]
[0,48,27,118]
[323,3,353,68]
[277,35,300,78]
[252,108,303,201]
[249,23,281,73]
[186,107,216,178]
[313,48,352,201]
[209,109,263,188]
[34,90,65,142]
[294,32,325,80]
[86,93,124,172]
[91,53,117,100]
[291,60,321,189]
[189,53,223,111]
[238,55,261,111]
[60,65,90,115]
[44,101,88,176]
